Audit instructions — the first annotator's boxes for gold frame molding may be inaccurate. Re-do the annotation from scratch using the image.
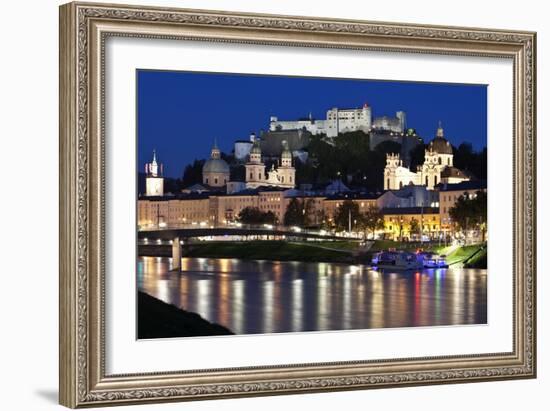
[59,1,537,408]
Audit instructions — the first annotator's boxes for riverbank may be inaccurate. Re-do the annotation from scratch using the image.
[138,240,486,268]
[138,291,233,338]
[368,241,487,267]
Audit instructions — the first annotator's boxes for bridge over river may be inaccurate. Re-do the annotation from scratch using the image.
[138,226,348,242]
[138,225,359,269]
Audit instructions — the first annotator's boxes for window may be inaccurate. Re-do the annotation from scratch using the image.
[438,157,442,165]
[214,178,218,185]
[249,172,253,179]
[205,178,209,184]
[258,173,262,180]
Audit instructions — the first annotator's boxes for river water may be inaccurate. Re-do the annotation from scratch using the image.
[137,256,487,335]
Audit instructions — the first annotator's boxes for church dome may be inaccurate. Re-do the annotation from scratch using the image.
[428,123,453,154]
[250,141,262,154]
[203,157,230,174]
[203,141,230,175]
[428,137,453,155]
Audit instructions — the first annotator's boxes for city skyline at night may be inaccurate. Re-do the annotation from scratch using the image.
[137,70,487,178]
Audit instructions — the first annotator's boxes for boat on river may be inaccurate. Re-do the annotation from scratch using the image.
[417,251,449,268]
[371,249,449,270]
[371,250,423,270]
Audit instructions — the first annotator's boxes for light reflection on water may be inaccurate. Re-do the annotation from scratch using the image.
[138,257,487,335]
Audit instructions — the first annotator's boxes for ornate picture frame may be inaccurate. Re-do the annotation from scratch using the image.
[59,1,536,408]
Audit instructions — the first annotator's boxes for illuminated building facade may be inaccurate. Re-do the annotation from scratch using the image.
[323,193,379,223]
[137,194,210,229]
[381,207,441,241]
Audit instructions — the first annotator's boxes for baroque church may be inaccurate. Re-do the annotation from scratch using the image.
[245,139,296,189]
[384,123,470,191]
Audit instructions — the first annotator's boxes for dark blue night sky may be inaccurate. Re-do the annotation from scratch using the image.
[137,70,487,178]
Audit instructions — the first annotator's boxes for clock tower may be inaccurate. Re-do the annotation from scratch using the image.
[145,150,164,196]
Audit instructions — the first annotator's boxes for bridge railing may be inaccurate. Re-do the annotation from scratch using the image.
[138,222,364,241]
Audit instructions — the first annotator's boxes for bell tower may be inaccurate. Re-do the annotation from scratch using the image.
[383,153,402,190]
[145,149,164,196]
[245,140,266,188]
[277,140,295,188]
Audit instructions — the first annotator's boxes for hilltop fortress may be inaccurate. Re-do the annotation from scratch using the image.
[270,104,382,137]
[235,103,419,162]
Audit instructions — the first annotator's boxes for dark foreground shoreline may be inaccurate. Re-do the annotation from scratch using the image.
[137,291,233,339]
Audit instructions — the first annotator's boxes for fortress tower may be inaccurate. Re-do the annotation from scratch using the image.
[145,150,164,196]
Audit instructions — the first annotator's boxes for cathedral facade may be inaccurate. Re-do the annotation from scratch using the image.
[384,124,469,191]
[245,140,296,189]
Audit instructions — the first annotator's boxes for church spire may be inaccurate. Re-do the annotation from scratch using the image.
[147,149,160,177]
[436,121,444,137]
[210,139,221,159]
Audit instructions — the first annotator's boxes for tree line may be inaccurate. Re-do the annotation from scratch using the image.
[449,190,487,241]
[235,198,385,239]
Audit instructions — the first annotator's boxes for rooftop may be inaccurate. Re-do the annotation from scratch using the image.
[441,166,469,179]
[138,192,211,201]
[381,207,440,215]
[325,191,382,201]
[438,180,487,192]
